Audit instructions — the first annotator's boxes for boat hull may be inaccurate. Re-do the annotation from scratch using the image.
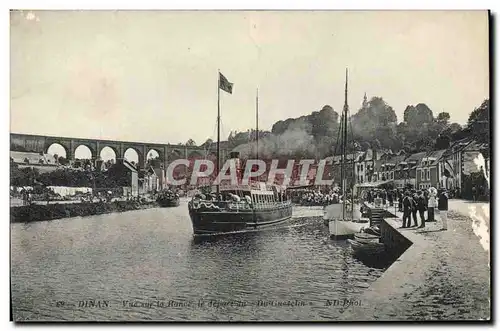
[328,220,366,238]
[354,232,380,244]
[188,203,293,235]
[347,239,386,256]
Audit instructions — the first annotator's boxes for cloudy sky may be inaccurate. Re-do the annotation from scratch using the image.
[11,10,489,148]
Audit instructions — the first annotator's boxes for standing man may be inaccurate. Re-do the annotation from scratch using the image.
[411,191,419,227]
[427,188,437,222]
[387,190,394,207]
[438,189,449,231]
[398,190,403,212]
[416,191,427,228]
[402,191,414,228]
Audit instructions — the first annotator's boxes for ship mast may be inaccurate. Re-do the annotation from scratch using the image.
[256,88,259,161]
[216,70,221,195]
[342,68,349,220]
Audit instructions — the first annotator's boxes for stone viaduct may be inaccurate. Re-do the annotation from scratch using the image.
[10,133,231,170]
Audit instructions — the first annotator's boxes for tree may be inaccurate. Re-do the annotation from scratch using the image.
[448,123,462,133]
[10,143,27,152]
[58,156,69,165]
[436,112,451,126]
[186,139,196,146]
[435,135,451,150]
[403,103,433,124]
[146,156,161,168]
[202,138,213,148]
[351,97,398,150]
[467,99,489,144]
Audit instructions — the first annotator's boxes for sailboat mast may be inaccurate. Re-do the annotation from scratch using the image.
[216,70,221,195]
[256,88,259,160]
[342,68,349,220]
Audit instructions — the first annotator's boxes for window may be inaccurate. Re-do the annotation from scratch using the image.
[427,169,430,181]
[420,170,424,180]
[361,164,364,171]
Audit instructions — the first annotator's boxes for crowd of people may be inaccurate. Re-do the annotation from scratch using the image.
[291,188,352,206]
[363,187,450,231]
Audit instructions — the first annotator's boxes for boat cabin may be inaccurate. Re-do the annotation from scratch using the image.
[199,182,288,205]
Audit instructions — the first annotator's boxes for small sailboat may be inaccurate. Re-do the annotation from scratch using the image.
[327,69,368,239]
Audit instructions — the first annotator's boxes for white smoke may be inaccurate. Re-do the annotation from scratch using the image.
[233,127,319,159]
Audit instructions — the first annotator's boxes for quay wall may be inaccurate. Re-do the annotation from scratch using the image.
[379,219,412,256]
[342,203,490,320]
[10,200,159,223]
[365,202,412,257]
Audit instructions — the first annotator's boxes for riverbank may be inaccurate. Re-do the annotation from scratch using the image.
[341,202,490,321]
[10,200,160,223]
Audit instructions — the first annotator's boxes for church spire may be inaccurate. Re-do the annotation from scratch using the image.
[362,92,368,109]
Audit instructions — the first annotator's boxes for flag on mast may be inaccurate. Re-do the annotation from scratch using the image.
[219,72,233,94]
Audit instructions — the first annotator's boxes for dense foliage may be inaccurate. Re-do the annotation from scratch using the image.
[221,97,488,159]
[10,163,131,188]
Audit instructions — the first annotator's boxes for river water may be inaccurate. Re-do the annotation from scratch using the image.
[11,201,385,321]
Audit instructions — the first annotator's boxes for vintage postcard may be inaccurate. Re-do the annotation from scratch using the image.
[10,10,490,322]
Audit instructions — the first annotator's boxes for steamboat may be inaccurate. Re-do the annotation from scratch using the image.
[188,179,292,235]
[187,72,293,235]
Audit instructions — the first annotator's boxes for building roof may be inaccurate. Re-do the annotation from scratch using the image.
[385,154,407,166]
[324,151,364,163]
[463,140,488,152]
[115,158,137,173]
[405,151,427,163]
[364,149,376,161]
[418,149,447,167]
[442,138,474,158]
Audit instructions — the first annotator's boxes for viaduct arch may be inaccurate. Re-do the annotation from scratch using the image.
[11,133,230,170]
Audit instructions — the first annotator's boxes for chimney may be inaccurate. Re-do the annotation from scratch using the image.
[229,151,242,182]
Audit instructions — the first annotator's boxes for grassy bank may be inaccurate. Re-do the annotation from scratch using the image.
[10,200,160,223]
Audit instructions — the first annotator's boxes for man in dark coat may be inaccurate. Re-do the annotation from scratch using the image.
[402,191,416,228]
[416,191,427,228]
[438,190,449,230]
[411,191,419,227]
[387,190,394,207]
[398,190,403,212]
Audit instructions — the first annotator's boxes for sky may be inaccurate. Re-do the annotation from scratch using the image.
[11,10,489,155]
